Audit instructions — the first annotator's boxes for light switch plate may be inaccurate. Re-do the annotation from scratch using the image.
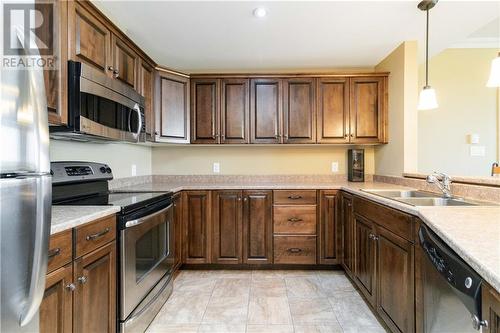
[331,162,339,173]
[470,146,486,157]
[213,162,220,173]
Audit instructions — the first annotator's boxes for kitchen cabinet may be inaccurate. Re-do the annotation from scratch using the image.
[242,190,273,264]
[274,236,316,264]
[111,35,138,88]
[212,190,243,264]
[221,79,250,144]
[40,264,73,333]
[482,284,500,333]
[138,60,155,140]
[349,77,387,143]
[173,192,183,270]
[183,191,211,264]
[319,190,340,265]
[341,192,354,277]
[190,79,220,144]
[250,78,283,144]
[316,78,350,143]
[157,70,190,143]
[283,78,316,143]
[354,214,377,306]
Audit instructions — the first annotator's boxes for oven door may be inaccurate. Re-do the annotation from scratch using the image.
[120,203,174,320]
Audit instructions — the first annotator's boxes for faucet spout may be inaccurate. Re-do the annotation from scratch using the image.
[426,172,453,198]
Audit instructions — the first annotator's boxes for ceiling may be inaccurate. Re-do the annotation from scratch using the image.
[93,1,500,73]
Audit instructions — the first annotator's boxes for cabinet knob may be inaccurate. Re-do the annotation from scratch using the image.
[344,134,348,138]
[243,197,248,202]
[350,134,354,138]
[107,66,114,72]
[65,283,76,291]
[113,69,119,77]
[238,197,241,201]
[77,276,88,284]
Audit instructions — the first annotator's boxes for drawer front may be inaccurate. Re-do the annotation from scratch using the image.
[75,215,116,258]
[274,236,316,264]
[353,196,414,241]
[274,190,317,205]
[47,229,73,273]
[273,205,317,235]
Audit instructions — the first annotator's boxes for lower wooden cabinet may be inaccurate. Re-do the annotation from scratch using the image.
[482,284,500,333]
[183,191,211,264]
[212,190,243,264]
[173,192,183,270]
[341,192,354,277]
[319,190,339,264]
[354,214,377,306]
[274,235,316,264]
[40,264,73,333]
[242,190,273,264]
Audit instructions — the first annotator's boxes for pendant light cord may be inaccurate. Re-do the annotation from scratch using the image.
[425,8,429,87]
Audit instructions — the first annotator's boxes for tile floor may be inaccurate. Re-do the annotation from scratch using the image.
[146,270,388,333]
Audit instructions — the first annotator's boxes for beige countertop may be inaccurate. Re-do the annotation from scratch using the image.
[51,206,121,235]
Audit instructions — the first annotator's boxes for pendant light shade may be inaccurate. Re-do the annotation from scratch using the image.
[486,53,500,87]
[417,0,438,111]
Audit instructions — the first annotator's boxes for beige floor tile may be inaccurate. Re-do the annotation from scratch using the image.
[153,293,211,324]
[252,270,286,280]
[217,270,253,278]
[202,296,249,324]
[198,324,246,332]
[246,324,295,333]
[294,324,344,333]
[281,270,318,277]
[174,277,218,295]
[289,298,338,324]
[212,278,251,297]
[251,278,287,297]
[285,276,323,299]
[329,295,386,332]
[247,296,292,324]
[146,323,199,333]
[316,273,356,296]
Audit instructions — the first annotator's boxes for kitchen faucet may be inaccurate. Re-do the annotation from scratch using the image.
[426,172,453,198]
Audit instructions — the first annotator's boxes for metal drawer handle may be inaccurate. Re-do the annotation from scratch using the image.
[86,227,110,241]
[288,217,303,223]
[48,248,61,258]
[77,276,87,284]
[287,195,302,200]
[287,248,302,253]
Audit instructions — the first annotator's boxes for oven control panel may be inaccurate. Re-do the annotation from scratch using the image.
[51,161,113,184]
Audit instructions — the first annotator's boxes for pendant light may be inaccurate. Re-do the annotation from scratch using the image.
[486,52,500,87]
[417,0,439,110]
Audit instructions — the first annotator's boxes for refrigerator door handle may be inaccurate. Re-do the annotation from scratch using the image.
[19,177,51,326]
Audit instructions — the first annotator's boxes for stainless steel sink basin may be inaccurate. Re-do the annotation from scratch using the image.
[362,190,437,198]
[361,189,493,206]
[395,197,477,206]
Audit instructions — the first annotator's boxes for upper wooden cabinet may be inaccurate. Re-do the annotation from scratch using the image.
[111,35,138,88]
[250,79,283,144]
[156,70,190,143]
[191,79,220,144]
[283,78,316,143]
[138,60,155,139]
[221,79,250,144]
[317,78,350,143]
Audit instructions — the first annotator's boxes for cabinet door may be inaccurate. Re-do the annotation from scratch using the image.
[183,191,211,264]
[317,78,349,143]
[212,190,243,264]
[354,214,376,306]
[242,190,273,264]
[191,79,220,143]
[157,72,190,143]
[376,227,414,333]
[68,1,111,75]
[74,241,116,333]
[173,193,183,270]
[319,190,339,265]
[283,78,316,143]
[483,284,500,333]
[138,60,155,139]
[349,77,387,143]
[221,79,250,144]
[250,79,283,143]
[341,193,354,277]
[40,264,73,333]
[111,35,138,88]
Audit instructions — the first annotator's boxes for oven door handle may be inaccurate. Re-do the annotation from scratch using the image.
[125,203,173,228]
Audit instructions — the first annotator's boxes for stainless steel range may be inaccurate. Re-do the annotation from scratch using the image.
[51,161,174,333]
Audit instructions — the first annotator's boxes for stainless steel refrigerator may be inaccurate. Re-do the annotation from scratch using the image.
[0,19,52,332]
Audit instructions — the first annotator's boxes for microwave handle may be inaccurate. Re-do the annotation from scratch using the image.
[125,204,172,228]
[133,104,142,139]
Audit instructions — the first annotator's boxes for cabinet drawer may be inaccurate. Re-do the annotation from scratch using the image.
[274,190,317,205]
[273,205,317,235]
[47,229,73,273]
[75,215,116,258]
[274,236,316,264]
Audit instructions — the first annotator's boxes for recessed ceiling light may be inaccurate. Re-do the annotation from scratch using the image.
[253,7,267,18]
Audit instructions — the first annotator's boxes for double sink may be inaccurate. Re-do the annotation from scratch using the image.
[362,189,488,206]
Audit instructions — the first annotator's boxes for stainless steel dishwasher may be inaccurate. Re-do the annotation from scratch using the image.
[419,225,488,332]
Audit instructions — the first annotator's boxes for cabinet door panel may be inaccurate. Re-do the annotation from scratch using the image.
[74,241,116,333]
[250,79,282,143]
[212,191,242,263]
[354,215,376,306]
[112,36,138,88]
[350,77,386,143]
[158,73,189,142]
[40,264,73,333]
[317,78,349,143]
[319,190,339,264]
[221,79,249,143]
[69,1,110,74]
[191,79,219,143]
[139,60,155,138]
[377,227,414,333]
[242,190,273,264]
[183,191,211,263]
[173,193,183,270]
[482,285,500,333]
[283,78,316,143]
[342,193,354,276]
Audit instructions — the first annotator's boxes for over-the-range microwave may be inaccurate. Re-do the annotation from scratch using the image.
[50,60,146,143]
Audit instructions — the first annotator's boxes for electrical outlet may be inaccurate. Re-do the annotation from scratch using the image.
[131,164,137,176]
[331,161,339,173]
[213,162,220,173]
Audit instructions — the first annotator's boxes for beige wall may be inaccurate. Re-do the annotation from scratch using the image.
[374,41,419,176]
[152,146,374,175]
[49,140,152,179]
[418,48,498,177]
